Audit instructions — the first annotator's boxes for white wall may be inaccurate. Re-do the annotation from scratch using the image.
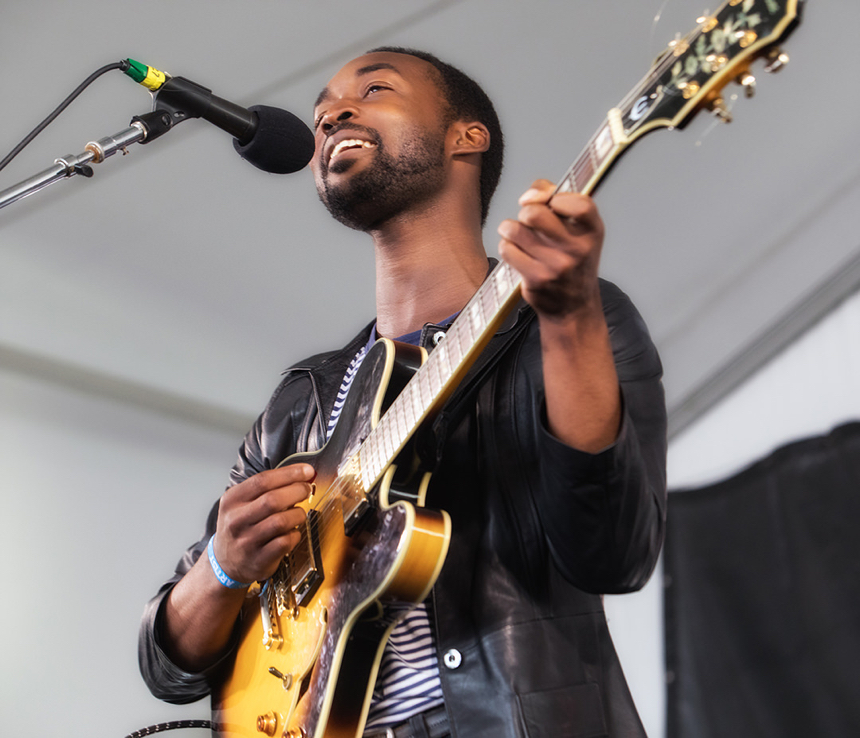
[0,368,240,737]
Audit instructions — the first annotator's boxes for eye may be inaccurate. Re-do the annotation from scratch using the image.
[365,83,389,96]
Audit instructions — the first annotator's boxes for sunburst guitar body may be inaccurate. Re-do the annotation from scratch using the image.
[212,338,451,738]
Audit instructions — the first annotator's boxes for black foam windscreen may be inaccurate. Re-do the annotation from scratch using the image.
[233,104,315,174]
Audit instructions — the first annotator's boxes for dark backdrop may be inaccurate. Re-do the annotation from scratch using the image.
[664,421,860,737]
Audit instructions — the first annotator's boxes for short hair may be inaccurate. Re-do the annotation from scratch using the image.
[367,46,504,225]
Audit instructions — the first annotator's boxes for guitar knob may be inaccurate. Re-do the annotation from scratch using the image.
[708,97,733,124]
[764,47,790,73]
[738,73,757,98]
[284,729,306,738]
[257,712,277,736]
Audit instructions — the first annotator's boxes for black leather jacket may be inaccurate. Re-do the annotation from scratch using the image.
[139,279,667,738]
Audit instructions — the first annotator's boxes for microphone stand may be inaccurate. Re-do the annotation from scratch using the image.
[0,109,174,211]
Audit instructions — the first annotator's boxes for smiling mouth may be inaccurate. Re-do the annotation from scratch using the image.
[329,138,377,162]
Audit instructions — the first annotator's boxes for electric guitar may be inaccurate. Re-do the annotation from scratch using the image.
[212,1,804,735]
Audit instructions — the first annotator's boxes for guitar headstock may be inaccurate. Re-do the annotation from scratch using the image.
[619,0,804,138]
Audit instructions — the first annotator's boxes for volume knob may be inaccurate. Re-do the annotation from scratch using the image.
[257,712,277,736]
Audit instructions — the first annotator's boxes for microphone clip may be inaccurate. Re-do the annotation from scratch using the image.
[130,110,176,145]
[150,77,257,144]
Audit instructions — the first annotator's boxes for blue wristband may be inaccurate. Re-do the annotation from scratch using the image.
[207,535,251,589]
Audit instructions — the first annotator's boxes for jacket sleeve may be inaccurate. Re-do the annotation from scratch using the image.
[137,370,316,703]
[137,503,225,703]
[532,280,667,594]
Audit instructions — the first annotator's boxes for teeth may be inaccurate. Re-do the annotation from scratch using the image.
[330,139,375,160]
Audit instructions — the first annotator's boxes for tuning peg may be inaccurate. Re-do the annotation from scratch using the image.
[708,97,733,123]
[764,47,790,73]
[737,72,757,98]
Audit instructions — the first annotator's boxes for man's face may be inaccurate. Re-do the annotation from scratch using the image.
[311,52,452,231]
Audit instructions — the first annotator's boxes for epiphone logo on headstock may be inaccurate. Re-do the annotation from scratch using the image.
[629,95,652,121]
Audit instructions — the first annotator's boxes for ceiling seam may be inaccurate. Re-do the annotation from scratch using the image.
[667,244,860,439]
[0,342,255,435]
[657,163,860,350]
[242,0,472,105]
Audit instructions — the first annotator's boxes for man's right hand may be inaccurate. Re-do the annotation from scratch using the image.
[161,463,314,672]
[213,463,315,585]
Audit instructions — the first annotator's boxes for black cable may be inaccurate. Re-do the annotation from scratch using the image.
[0,60,129,173]
[123,719,212,738]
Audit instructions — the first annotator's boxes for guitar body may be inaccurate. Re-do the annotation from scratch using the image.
[212,338,452,738]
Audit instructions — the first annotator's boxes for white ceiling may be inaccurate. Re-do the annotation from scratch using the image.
[2,0,858,437]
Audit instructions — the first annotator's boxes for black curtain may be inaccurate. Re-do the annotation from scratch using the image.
[664,421,860,738]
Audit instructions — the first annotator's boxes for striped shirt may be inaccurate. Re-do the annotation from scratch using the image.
[326,328,444,733]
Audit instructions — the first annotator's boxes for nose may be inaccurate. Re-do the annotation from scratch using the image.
[318,104,357,133]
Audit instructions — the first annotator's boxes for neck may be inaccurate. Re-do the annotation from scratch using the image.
[369,194,488,338]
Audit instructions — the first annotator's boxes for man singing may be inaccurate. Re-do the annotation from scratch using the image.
[140,47,667,738]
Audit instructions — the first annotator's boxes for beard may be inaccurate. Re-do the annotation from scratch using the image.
[316,123,448,232]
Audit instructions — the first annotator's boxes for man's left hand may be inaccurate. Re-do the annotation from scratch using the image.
[497,179,605,320]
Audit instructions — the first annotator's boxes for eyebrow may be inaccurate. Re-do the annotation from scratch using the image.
[314,62,402,110]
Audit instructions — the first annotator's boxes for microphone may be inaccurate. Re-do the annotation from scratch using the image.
[122,58,314,174]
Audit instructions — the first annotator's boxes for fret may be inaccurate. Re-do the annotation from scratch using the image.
[382,419,394,461]
[435,353,446,391]
[400,387,415,428]
[410,381,423,424]
[556,172,578,195]
[375,432,386,468]
[357,445,369,483]
[461,306,476,346]
[468,300,483,337]
[457,323,472,361]
[367,437,380,481]
[478,289,491,323]
[399,394,411,439]
[435,342,450,380]
[582,144,598,191]
[369,423,383,466]
[371,425,386,469]
[418,370,431,409]
[372,439,383,480]
[388,416,399,459]
[424,357,439,397]
[480,280,498,319]
[393,396,407,447]
[447,328,463,367]
[395,404,406,447]
[494,267,511,301]
[592,122,614,166]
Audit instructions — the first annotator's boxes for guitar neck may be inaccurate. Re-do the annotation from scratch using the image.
[555,109,630,197]
[358,260,524,491]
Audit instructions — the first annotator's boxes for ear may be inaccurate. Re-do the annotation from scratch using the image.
[449,121,490,157]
